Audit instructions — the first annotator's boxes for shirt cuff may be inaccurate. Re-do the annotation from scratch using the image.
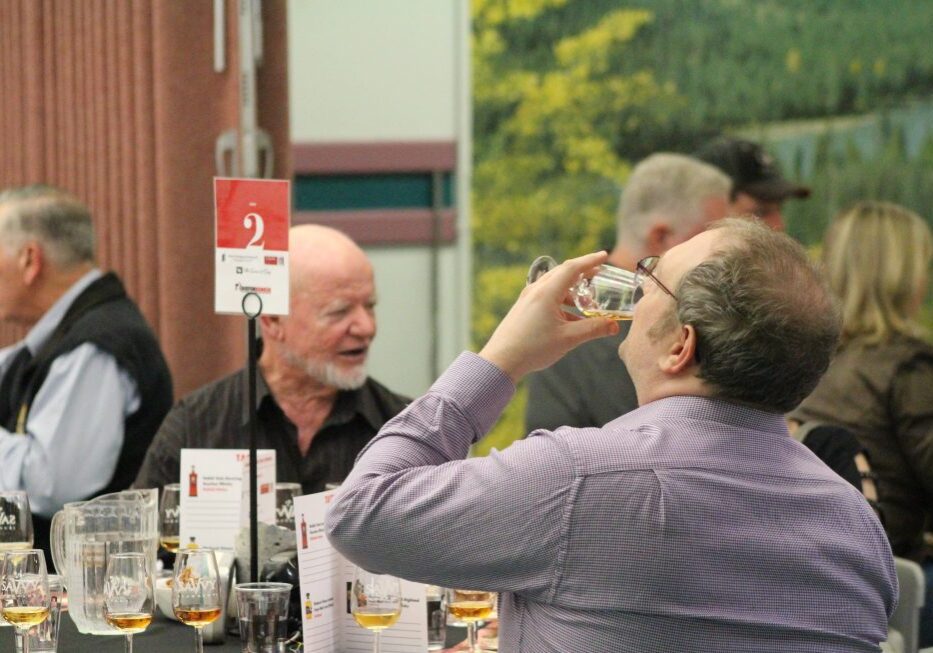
[430,351,516,436]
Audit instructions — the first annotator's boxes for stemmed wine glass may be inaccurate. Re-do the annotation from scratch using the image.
[350,567,402,653]
[172,548,221,653]
[446,588,496,653]
[0,549,50,653]
[159,484,181,554]
[103,553,154,653]
[0,491,34,551]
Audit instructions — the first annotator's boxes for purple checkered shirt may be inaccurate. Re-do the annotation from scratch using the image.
[326,352,897,652]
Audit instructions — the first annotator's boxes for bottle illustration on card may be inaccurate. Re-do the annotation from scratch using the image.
[304,593,313,620]
[300,514,308,549]
[188,465,198,497]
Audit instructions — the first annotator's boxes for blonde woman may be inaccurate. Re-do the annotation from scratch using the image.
[790,200,933,645]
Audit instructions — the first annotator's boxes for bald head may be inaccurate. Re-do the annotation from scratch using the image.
[288,225,373,296]
[261,225,377,392]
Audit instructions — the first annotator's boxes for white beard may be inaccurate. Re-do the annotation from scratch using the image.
[281,346,367,391]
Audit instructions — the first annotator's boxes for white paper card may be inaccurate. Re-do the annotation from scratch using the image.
[295,491,428,653]
[214,177,291,316]
[179,448,277,551]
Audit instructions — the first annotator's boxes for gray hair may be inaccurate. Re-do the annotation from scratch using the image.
[616,153,731,244]
[0,185,95,268]
[675,218,840,413]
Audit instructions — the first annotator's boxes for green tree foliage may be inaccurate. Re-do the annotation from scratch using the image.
[472,0,677,451]
[472,0,678,338]
[610,0,933,154]
[783,128,933,245]
[471,0,933,451]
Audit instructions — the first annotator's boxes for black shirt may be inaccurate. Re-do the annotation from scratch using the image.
[133,366,409,494]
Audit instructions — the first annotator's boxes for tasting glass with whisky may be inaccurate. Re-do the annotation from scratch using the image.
[103,552,154,653]
[0,549,50,653]
[445,588,496,653]
[350,567,402,653]
[527,255,641,320]
[172,548,222,653]
[159,484,181,554]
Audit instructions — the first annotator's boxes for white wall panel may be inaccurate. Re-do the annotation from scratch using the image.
[289,0,459,142]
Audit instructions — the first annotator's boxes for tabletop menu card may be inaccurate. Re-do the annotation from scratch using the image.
[178,448,277,551]
[294,491,428,653]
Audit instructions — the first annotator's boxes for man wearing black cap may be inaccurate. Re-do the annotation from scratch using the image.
[695,136,810,231]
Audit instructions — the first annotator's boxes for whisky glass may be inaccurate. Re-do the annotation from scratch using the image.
[527,255,640,320]
[234,582,291,652]
[445,588,495,653]
[350,567,402,653]
[0,492,33,551]
[159,484,181,554]
[0,550,50,653]
[172,548,222,653]
[103,553,153,653]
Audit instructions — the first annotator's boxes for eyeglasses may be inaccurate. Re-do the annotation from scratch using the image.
[635,256,677,302]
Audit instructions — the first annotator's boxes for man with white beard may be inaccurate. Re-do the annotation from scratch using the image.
[133,225,409,493]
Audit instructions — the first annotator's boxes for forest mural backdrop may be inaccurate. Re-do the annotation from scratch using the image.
[471,0,933,451]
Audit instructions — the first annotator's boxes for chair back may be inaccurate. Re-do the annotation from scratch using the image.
[889,556,926,653]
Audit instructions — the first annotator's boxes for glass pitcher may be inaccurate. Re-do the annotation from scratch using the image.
[49,488,158,635]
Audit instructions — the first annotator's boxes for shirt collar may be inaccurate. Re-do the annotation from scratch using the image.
[238,353,381,432]
[23,269,103,355]
[610,394,789,435]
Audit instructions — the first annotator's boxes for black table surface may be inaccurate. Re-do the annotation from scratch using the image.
[0,613,467,652]
[0,615,241,652]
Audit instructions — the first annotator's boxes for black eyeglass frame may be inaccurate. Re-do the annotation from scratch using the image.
[635,256,678,302]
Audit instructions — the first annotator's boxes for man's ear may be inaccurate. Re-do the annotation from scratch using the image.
[19,242,43,286]
[660,323,698,375]
[259,314,284,341]
[644,223,673,254]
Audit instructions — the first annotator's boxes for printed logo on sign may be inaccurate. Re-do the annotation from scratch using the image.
[238,267,271,276]
[260,483,271,494]
[235,284,272,294]
[276,503,294,521]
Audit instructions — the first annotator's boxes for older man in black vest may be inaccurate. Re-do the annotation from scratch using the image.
[0,185,173,559]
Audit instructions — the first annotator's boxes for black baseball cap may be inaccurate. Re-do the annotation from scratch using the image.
[694,137,810,201]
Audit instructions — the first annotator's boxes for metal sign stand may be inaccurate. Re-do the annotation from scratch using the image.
[241,292,262,582]
[215,0,272,584]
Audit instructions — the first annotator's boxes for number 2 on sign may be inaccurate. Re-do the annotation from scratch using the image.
[243,212,265,249]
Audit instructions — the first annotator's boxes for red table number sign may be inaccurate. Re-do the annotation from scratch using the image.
[214,178,291,316]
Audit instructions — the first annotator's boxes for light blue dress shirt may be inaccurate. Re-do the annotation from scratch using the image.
[0,270,140,517]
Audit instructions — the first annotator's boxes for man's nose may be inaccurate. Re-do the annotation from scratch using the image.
[349,306,376,338]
